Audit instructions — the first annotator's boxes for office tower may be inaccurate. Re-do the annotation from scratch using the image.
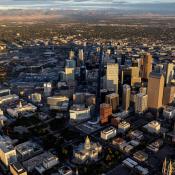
[155,64,164,73]
[106,63,119,93]
[147,72,164,109]
[69,50,75,59]
[65,59,76,68]
[65,67,75,81]
[80,66,86,82]
[78,49,84,62]
[142,53,153,80]
[163,86,175,105]
[43,82,52,97]
[165,63,174,85]
[135,93,148,114]
[121,67,141,86]
[122,84,131,111]
[139,87,147,95]
[105,93,119,113]
[100,103,112,124]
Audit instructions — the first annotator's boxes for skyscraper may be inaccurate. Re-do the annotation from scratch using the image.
[122,84,131,111]
[69,50,75,59]
[105,93,119,113]
[78,49,84,62]
[135,93,148,114]
[163,86,175,105]
[147,72,164,109]
[106,63,119,93]
[142,53,153,80]
[165,63,174,85]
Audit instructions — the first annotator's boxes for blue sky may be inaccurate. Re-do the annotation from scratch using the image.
[0,0,174,10]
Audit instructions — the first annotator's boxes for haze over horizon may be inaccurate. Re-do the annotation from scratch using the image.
[0,0,175,10]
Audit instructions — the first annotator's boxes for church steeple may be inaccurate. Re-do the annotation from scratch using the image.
[84,136,91,150]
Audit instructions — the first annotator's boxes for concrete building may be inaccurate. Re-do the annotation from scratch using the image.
[106,63,119,93]
[118,121,131,133]
[15,141,43,161]
[0,135,17,167]
[163,86,175,105]
[105,93,119,112]
[7,102,37,118]
[31,93,42,103]
[43,82,52,97]
[135,93,148,114]
[165,63,174,85]
[101,126,117,140]
[58,166,73,175]
[69,105,91,121]
[47,96,69,110]
[69,50,75,60]
[73,92,95,106]
[143,121,161,134]
[142,53,153,80]
[163,106,175,119]
[78,49,84,62]
[10,162,27,175]
[122,84,131,111]
[147,72,164,110]
[65,67,75,81]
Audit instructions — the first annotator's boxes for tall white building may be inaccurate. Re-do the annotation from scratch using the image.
[78,49,84,62]
[165,63,174,85]
[106,63,119,93]
[135,93,148,114]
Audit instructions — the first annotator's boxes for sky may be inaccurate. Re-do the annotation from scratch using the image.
[0,0,175,10]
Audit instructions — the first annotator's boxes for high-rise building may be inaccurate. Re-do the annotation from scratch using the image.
[65,59,76,68]
[135,93,148,114]
[100,103,112,124]
[147,72,164,109]
[65,67,75,81]
[163,86,175,105]
[78,49,84,62]
[165,63,174,85]
[139,87,147,95]
[69,50,75,59]
[142,53,153,80]
[106,63,119,93]
[105,93,119,113]
[43,82,52,97]
[121,67,141,86]
[122,84,131,111]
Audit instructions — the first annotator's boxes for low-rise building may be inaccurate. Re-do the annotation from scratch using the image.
[10,162,27,175]
[58,166,73,175]
[101,126,117,140]
[163,106,175,119]
[7,102,37,118]
[47,96,69,111]
[143,121,161,134]
[112,137,126,149]
[0,135,17,167]
[70,105,91,121]
[16,141,43,161]
[118,121,131,133]
[133,151,148,162]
